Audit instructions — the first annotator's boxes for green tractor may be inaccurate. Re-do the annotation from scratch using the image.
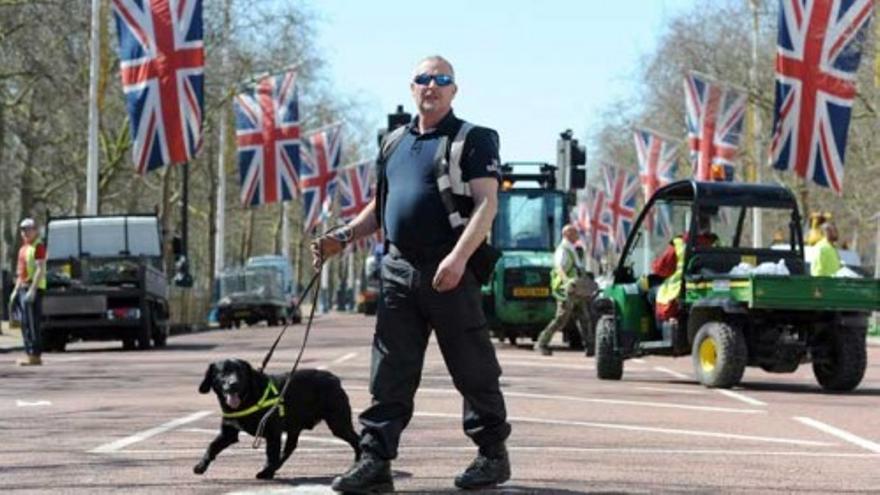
[482,162,586,348]
[593,180,880,390]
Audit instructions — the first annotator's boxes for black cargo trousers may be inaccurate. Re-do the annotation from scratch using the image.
[359,246,511,460]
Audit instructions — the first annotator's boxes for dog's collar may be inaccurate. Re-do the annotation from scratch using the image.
[222,381,285,419]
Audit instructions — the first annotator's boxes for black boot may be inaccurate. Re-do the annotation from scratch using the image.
[454,442,511,490]
[331,451,394,494]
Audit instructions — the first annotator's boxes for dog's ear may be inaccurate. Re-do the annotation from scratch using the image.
[199,363,216,394]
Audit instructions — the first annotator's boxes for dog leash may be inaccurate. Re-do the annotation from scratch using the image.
[252,238,330,448]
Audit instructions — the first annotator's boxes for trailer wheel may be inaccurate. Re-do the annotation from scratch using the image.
[812,324,866,392]
[595,315,623,380]
[691,321,746,388]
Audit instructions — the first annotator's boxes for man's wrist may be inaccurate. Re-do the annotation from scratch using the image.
[326,225,354,247]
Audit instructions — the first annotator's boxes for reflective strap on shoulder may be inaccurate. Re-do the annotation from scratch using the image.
[448,122,474,196]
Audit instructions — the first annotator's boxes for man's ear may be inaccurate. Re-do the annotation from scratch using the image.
[199,363,216,394]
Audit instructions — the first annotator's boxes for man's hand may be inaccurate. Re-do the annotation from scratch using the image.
[9,287,18,306]
[310,237,345,270]
[432,251,468,292]
[22,288,35,304]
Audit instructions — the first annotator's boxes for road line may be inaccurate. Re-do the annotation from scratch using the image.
[330,352,358,365]
[715,389,766,406]
[653,366,690,379]
[180,428,348,445]
[118,446,870,458]
[347,385,761,414]
[89,410,213,454]
[635,386,703,395]
[793,416,880,454]
[412,412,833,447]
[16,400,52,407]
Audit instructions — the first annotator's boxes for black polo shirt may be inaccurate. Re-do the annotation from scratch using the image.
[382,110,501,250]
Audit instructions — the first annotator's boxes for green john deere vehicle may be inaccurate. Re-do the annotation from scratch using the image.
[482,162,585,347]
[593,180,880,391]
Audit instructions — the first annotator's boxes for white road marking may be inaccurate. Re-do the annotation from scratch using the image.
[653,366,690,380]
[345,385,762,414]
[411,411,832,447]
[180,428,347,445]
[635,386,703,395]
[16,400,51,407]
[89,410,213,454]
[227,486,335,495]
[793,416,880,454]
[632,358,647,364]
[116,446,872,458]
[317,351,360,370]
[715,389,767,407]
[330,352,358,365]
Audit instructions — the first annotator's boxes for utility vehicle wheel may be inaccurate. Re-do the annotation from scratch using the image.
[152,319,168,348]
[565,322,584,350]
[507,335,517,346]
[595,315,623,380]
[44,334,67,352]
[812,325,866,392]
[136,309,152,350]
[691,321,746,388]
[123,338,135,350]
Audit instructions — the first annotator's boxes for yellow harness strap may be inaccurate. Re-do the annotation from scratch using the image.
[222,381,285,419]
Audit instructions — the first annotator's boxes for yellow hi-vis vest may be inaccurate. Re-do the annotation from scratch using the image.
[25,239,47,290]
[656,237,686,306]
[550,244,578,301]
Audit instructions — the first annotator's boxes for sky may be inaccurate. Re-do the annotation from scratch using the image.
[312,0,698,163]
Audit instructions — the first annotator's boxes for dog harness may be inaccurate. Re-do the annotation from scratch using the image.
[222,381,285,419]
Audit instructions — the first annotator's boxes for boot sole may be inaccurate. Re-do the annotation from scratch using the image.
[332,481,394,494]
[454,472,511,490]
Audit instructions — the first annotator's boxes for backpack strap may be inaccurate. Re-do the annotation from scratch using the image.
[374,126,408,229]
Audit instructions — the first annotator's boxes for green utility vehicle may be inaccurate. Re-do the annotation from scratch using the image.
[593,180,880,391]
[483,162,586,348]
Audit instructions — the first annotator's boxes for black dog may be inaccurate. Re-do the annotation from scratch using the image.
[194,358,360,479]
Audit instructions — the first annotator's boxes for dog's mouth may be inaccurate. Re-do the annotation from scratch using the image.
[224,393,241,409]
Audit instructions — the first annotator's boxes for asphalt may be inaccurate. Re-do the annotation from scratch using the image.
[1,314,880,494]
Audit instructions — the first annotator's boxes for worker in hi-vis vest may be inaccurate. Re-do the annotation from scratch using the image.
[11,218,47,366]
[651,212,718,325]
[811,222,841,277]
[535,224,596,356]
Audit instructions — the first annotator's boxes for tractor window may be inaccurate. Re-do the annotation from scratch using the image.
[711,205,797,250]
[621,199,691,279]
[493,191,565,251]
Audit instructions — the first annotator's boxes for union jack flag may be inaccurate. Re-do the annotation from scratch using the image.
[234,71,300,206]
[299,124,342,231]
[586,186,612,261]
[634,128,678,237]
[684,72,747,182]
[603,165,640,251]
[338,160,374,221]
[769,0,873,194]
[111,0,204,174]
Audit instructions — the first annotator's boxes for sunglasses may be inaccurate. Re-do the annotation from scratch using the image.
[413,73,455,87]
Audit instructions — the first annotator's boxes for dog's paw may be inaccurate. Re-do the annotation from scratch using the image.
[193,461,209,475]
[255,467,276,480]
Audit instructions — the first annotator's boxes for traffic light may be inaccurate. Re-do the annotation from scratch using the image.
[556,129,587,191]
[377,105,411,147]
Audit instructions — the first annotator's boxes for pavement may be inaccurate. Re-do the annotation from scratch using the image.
[1,314,880,493]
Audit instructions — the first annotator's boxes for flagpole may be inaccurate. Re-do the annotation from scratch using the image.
[282,202,290,259]
[214,0,231,280]
[85,0,101,215]
[749,0,764,248]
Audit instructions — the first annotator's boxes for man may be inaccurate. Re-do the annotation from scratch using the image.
[10,218,47,366]
[811,222,841,277]
[534,224,595,356]
[652,211,717,324]
[312,55,511,493]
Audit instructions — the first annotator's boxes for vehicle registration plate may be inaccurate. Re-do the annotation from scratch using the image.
[513,287,549,297]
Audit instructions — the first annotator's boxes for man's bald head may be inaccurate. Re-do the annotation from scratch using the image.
[821,222,839,243]
[413,55,455,78]
[562,224,578,242]
[410,55,458,121]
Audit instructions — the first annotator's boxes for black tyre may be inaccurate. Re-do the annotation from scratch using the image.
[267,317,278,327]
[136,308,152,350]
[507,334,517,346]
[595,315,623,380]
[152,319,168,348]
[812,325,866,392]
[123,338,135,350]
[691,321,747,388]
[565,321,584,350]
[44,333,67,352]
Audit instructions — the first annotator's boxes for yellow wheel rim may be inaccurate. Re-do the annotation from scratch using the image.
[699,337,717,373]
